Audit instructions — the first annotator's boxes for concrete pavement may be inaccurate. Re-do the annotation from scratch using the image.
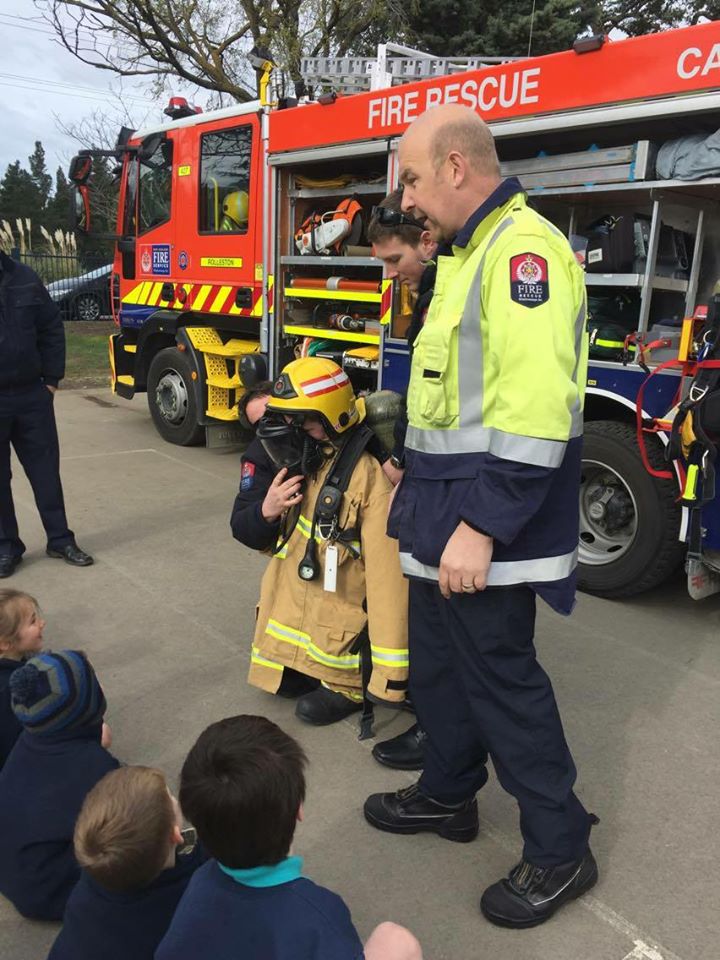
[1,387,718,960]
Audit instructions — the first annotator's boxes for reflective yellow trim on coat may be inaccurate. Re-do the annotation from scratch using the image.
[251,647,284,671]
[370,644,410,668]
[265,619,360,670]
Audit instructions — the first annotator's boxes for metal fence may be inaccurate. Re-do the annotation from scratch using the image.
[13,250,113,322]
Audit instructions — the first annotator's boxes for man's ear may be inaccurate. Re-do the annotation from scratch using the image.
[447,150,468,189]
[171,824,184,847]
[297,802,304,824]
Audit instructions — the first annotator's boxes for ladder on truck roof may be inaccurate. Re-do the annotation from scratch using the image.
[300,42,525,93]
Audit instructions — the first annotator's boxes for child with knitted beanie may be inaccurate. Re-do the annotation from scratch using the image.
[0,650,119,920]
[0,588,45,770]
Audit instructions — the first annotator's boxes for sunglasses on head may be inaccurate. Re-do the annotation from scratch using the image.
[370,206,425,229]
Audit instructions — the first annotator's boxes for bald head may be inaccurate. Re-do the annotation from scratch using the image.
[398,105,503,242]
[403,105,500,179]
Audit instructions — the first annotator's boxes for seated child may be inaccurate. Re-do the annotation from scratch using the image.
[48,766,205,960]
[156,715,423,960]
[0,589,45,770]
[0,650,119,920]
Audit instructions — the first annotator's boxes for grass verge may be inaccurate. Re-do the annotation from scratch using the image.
[64,321,115,388]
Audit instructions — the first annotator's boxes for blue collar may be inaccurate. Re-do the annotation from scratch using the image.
[218,855,304,888]
[452,177,524,249]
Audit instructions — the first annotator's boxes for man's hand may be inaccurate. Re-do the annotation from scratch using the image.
[382,459,405,487]
[261,467,303,522]
[46,385,57,395]
[438,521,493,599]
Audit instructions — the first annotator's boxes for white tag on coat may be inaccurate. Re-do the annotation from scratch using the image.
[324,544,338,593]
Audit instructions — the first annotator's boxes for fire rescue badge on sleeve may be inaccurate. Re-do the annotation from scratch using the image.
[509,253,549,308]
[240,460,256,491]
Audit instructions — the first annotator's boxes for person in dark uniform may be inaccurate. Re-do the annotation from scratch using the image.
[0,251,93,578]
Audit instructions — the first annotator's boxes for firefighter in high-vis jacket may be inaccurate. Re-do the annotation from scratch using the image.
[230,357,409,728]
[363,105,598,929]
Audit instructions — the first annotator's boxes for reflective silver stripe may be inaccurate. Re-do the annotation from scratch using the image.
[406,423,489,455]
[571,297,587,388]
[399,549,577,585]
[489,429,567,468]
[457,217,514,432]
[406,424,567,467]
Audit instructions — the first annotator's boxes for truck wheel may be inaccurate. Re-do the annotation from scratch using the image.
[146,347,205,446]
[578,420,684,598]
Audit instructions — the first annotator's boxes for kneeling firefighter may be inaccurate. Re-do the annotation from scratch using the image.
[231,357,409,731]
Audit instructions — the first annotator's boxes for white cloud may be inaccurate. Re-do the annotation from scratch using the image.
[0,0,197,185]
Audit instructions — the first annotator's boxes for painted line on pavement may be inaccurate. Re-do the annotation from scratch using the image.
[62,448,157,461]
[621,939,670,960]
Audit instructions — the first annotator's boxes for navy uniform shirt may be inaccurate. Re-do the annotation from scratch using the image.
[156,856,364,960]
[47,845,206,960]
[0,725,119,920]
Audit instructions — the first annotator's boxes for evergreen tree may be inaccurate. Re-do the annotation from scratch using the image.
[47,167,72,232]
[403,0,585,58]
[28,141,52,214]
[0,161,40,235]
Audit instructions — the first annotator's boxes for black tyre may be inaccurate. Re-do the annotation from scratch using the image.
[73,293,101,322]
[146,347,205,446]
[578,420,684,598]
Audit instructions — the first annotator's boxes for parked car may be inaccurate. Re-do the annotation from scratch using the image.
[46,264,112,321]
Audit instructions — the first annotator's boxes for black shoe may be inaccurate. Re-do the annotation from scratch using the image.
[372,723,426,770]
[295,686,362,725]
[0,555,22,579]
[276,669,320,699]
[480,849,599,928]
[364,782,478,843]
[46,544,94,567]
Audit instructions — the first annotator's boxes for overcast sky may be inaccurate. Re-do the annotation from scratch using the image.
[0,0,198,185]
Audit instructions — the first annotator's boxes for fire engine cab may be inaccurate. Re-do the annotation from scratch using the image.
[68,21,720,601]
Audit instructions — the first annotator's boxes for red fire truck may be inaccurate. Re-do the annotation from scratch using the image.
[69,21,720,599]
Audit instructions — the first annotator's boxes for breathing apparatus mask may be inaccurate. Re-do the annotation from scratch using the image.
[256,413,326,480]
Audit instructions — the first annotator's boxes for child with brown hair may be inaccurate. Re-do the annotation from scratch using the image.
[48,766,205,960]
[157,715,423,960]
[0,588,45,769]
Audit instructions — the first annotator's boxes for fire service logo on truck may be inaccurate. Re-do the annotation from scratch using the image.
[140,244,171,276]
[509,253,549,308]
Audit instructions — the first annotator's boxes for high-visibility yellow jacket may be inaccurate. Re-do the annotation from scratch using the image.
[247,448,409,702]
[388,181,588,614]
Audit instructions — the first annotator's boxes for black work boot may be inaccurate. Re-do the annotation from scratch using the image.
[372,723,426,770]
[480,849,598,928]
[364,782,478,843]
[295,686,362,725]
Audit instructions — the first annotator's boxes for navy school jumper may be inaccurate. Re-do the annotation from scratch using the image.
[0,724,119,920]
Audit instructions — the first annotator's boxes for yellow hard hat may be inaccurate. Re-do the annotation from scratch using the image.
[221,190,249,228]
[267,357,363,437]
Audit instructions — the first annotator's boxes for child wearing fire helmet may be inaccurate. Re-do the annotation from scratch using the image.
[230,357,409,729]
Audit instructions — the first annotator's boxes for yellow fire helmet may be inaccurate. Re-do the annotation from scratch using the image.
[221,190,249,229]
[267,357,364,438]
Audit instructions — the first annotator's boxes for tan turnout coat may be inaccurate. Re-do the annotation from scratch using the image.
[250,451,409,702]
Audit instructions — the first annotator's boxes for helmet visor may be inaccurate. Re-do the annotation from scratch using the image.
[256,415,305,471]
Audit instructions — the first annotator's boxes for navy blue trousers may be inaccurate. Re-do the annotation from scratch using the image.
[0,383,73,557]
[409,579,592,867]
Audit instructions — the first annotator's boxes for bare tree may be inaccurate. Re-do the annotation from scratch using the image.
[42,0,407,101]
